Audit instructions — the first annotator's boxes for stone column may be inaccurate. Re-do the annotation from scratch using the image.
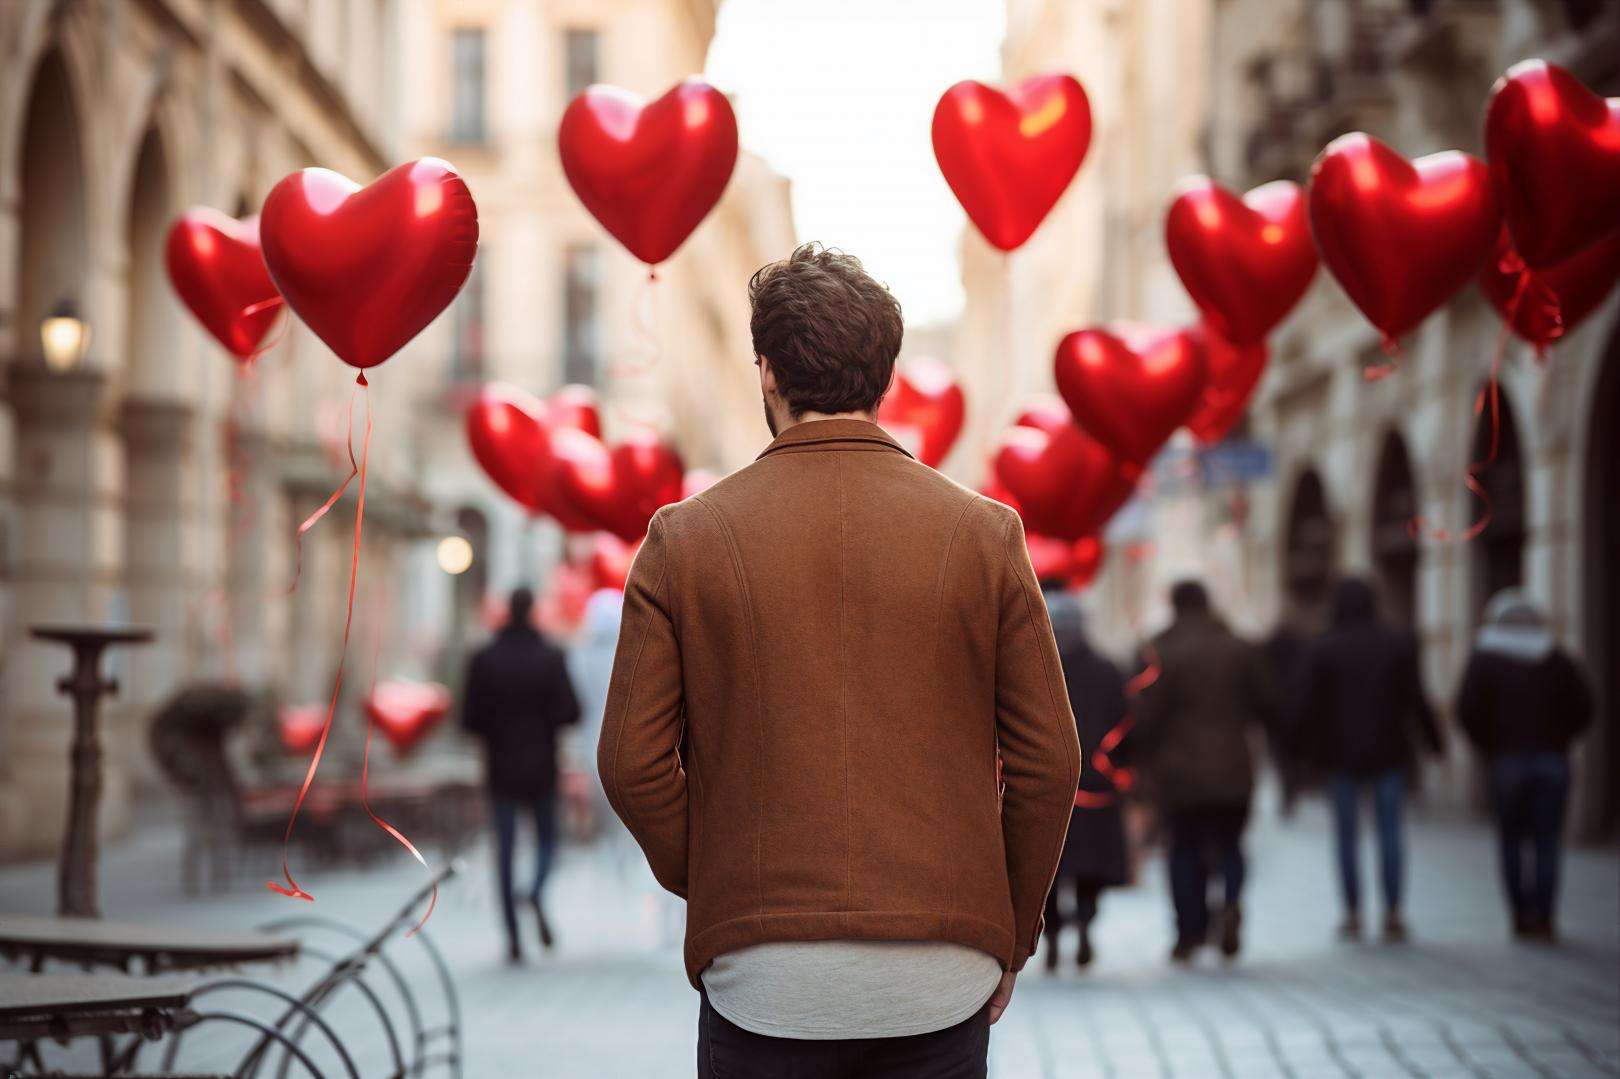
[225,424,277,684]
[0,363,126,858]
[118,396,195,781]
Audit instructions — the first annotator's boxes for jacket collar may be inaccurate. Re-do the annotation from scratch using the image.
[756,418,913,461]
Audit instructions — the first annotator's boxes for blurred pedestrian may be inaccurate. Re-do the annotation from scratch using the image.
[1134,580,1278,963]
[1290,578,1442,944]
[1456,589,1594,942]
[564,588,624,839]
[462,586,582,963]
[600,244,1078,1075]
[1042,585,1132,971]
[1264,597,1316,816]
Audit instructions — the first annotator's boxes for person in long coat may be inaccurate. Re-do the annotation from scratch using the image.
[1042,586,1132,970]
[1289,578,1442,944]
[1133,581,1279,962]
[462,587,582,962]
[1456,589,1594,941]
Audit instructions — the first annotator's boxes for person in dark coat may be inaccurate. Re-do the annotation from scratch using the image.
[1041,586,1132,971]
[1263,598,1317,816]
[1456,589,1594,941]
[462,587,582,962]
[1133,581,1279,963]
[1289,577,1442,944]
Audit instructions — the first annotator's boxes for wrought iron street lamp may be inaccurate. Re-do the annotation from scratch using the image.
[40,298,90,372]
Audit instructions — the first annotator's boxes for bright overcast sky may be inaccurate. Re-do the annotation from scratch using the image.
[705,1,1006,328]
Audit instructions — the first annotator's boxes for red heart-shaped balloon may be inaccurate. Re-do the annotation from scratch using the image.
[467,384,553,514]
[590,534,640,592]
[1308,134,1499,344]
[607,429,684,542]
[559,79,739,266]
[547,384,603,439]
[993,421,1138,541]
[1486,60,1620,269]
[1025,531,1078,583]
[1166,178,1317,345]
[877,358,966,467]
[1479,226,1620,350]
[550,427,621,534]
[932,74,1092,252]
[260,158,478,370]
[1067,535,1106,590]
[1184,323,1268,445]
[365,681,452,756]
[1055,324,1208,466]
[165,209,283,361]
[278,704,325,755]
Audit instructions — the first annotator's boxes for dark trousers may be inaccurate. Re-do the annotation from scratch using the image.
[1165,807,1247,944]
[492,793,558,953]
[1043,876,1102,938]
[698,992,989,1079]
[1489,752,1571,927]
[1328,769,1404,913]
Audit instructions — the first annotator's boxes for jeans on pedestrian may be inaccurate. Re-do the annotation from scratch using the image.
[1329,769,1405,914]
[492,794,558,953]
[697,991,989,1079]
[1164,808,1248,945]
[1489,752,1571,927]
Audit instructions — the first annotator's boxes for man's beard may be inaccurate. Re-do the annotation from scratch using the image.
[763,397,779,437]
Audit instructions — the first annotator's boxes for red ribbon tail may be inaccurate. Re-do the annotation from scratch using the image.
[287,382,362,594]
[611,272,663,379]
[268,375,372,904]
[1408,316,1507,543]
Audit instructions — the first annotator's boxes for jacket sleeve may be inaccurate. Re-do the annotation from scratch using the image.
[1245,641,1282,736]
[553,648,583,728]
[597,511,689,898]
[1554,651,1595,745]
[992,508,1082,971]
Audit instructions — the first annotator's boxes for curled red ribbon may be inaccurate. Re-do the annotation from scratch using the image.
[1407,265,1525,543]
[268,373,372,903]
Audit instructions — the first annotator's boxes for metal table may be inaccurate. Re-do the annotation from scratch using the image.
[0,914,298,974]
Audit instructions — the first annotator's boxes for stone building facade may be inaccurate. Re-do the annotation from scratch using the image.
[957,0,1618,834]
[0,0,794,861]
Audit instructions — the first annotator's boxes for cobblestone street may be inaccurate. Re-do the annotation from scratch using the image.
[4,789,1616,1077]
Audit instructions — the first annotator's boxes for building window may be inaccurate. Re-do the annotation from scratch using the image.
[450,28,487,143]
[452,262,485,382]
[563,246,600,387]
[564,28,599,99]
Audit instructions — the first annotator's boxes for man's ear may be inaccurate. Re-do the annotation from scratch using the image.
[757,355,777,395]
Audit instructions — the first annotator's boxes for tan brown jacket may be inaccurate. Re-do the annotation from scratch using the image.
[598,419,1081,987]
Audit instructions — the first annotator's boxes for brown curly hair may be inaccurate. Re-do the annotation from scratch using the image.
[748,243,904,417]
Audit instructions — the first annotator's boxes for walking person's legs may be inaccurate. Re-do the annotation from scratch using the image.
[529,794,559,948]
[1490,755,1533,932]
[1166,811,1209,960]
[1075,879,1101,968]
[1328,774,1363,938]
[1371,769,1407,941]
[1041,878,1066,971]
[490,797,522,961]
[1526,753,1572,938]
[1213,808,1247,958]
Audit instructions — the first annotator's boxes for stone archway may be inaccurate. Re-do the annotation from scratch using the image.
[1371,430,1420,630]
[1283,467,1335,618]
[1581,326,1620,837]
[2,48,106,858]
[119,125,194,721]
[1468,388,1527,625]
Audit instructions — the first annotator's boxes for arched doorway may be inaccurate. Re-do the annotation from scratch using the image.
[1283,467,1335,618]
[1371,431,1419,629]
[125,128,179,393]
[16,52,88,352]
[1469,389,1527,623]
[1582,330,1620,837]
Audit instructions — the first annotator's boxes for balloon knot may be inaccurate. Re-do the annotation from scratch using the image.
[357,372,369,387]
[648,268,659,283]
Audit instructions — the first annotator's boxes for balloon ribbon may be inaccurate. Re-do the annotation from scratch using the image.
[268,373,372,902]
[1407,264,1528,543]
[1075,645,1158,809]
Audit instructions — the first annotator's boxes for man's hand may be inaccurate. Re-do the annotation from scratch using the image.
[987,970,1018,1025]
